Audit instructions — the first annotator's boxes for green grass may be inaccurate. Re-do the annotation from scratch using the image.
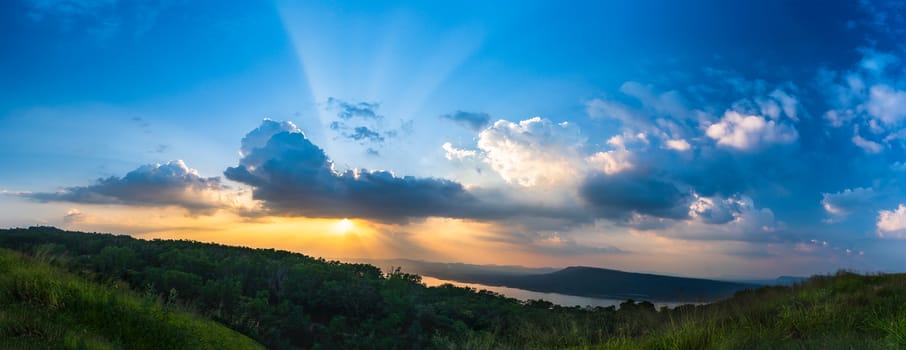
[0,248,263,350]
[591,272,906,350]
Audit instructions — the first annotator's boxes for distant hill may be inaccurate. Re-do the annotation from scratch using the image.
[465,266,758,301]
[357,258,757,301]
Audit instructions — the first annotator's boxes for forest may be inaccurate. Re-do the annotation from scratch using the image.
[1,227,905,349]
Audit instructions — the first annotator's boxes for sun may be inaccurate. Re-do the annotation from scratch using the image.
[332,218,354,234]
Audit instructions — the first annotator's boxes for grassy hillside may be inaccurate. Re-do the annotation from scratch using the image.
[0,248,263,350]
[1,227,905,349]
[593,271,906,349]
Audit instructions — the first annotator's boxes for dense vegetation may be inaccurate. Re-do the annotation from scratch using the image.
[601,272,906,349]
[0,247,262,350]
[1,227,905,349]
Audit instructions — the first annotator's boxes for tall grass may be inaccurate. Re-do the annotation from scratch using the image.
[0,248,263,350]
[590,272,906,349]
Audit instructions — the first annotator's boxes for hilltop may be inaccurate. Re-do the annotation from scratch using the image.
[1,227,903,349]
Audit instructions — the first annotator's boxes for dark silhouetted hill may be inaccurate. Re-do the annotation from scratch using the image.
[357,258,756,301]
[467,265,757,301]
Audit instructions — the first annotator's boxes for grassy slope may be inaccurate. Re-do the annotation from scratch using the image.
[2,227,905,349]
[589,272,906,350]
[0,248,263,350]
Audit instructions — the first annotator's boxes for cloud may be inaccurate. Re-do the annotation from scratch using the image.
[578,171,690,220]
[822,187,876,222]
[586,135,634,175]
[664,139,691,151]
[441,142,477,160]
[768,89,800,121]
[822,51,906,138]
[821,52,906,154]
[529,232,625,256]
[643,195,780,242]
[477,117,586,187]
[747,89,801,122]
[348,126,384,143]
[224,120,503,222]
[705,111,798,150]
[327,98,382,120]
[239,119,300,157]
[440,111,491,131]
[688,195,741,224]
[585,82,705,147]
[877,204,906,239]
[619,81,693,119]
[851,127,884,153]
[586,98,648,128]
[865,85,906,126]
[324,98,410,151]
[329,122,386,144]
[23,160,228,213]
[63,208,85,224]
[687,194,775,229]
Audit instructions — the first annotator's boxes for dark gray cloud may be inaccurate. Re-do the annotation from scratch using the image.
[325,99,408,150]
[22,160,226,213]
[327,97,382,120]
[330,121,387,144]
[225,123,501,222]
[689,197,737,224]
[579,171,691,220]
[440,111,492,131]
[349,126,384,143]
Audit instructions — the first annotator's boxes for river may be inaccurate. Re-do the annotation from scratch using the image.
[420,275,696,309]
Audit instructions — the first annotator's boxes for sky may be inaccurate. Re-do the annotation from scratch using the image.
[2,0,906,278]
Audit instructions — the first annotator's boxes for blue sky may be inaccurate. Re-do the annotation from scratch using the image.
[2,0,906,277]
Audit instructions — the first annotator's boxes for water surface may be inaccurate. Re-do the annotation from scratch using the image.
[421,275,696,309]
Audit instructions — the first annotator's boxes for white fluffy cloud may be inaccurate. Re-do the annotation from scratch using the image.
[239,119,300,157]
[630,193,779,241]
[851,128,884,153]
[705,111,798,150]
[63,208,85,224]
[477,117,586,187]
[441,142,477,160]
[877,204,906,239]
[866,85,906,126]
[688,194,774,228]
[664,139,691,151]
[822,51,906,154]
[586,135,634,175]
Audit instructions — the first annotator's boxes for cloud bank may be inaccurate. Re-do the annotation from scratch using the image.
[23,160,228,213]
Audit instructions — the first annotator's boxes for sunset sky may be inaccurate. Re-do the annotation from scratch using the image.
[3,0,906,278]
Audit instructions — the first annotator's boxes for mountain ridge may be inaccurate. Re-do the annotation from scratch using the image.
[353,258,759,302]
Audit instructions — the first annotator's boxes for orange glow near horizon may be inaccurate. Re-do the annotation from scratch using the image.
[331,218,354,234]
[47,204,832,278]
